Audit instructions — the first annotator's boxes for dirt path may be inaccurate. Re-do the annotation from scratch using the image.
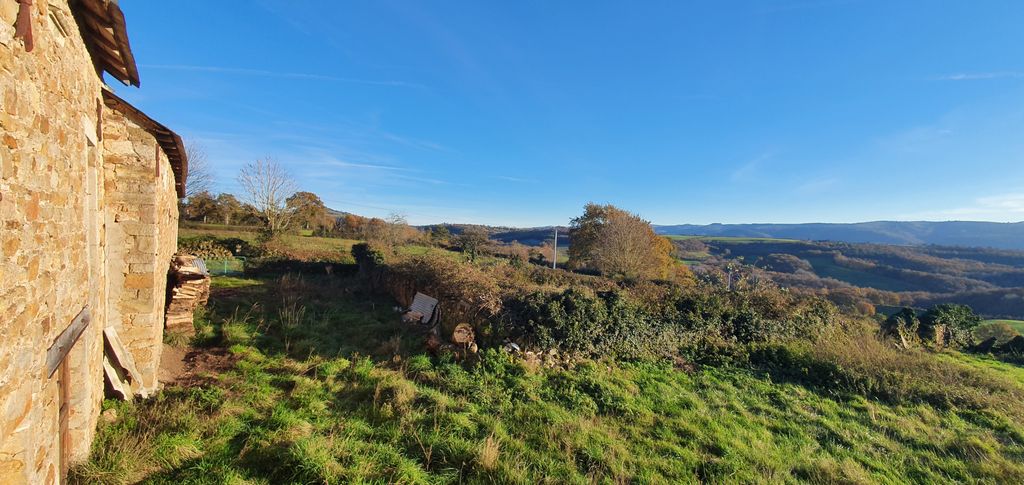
[159,343,236,388]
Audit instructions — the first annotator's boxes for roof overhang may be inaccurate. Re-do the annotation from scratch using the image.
[70,0,140,87]
[101,89,188,198]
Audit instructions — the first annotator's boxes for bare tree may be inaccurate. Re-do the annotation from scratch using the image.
[237,158,298,238]
[184,141,214,199]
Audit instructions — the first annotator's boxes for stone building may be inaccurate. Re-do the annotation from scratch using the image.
[0,1,186,482]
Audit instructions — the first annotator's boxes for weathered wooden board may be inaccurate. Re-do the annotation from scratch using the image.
[409,293,438,324]
[103,326,146,397]
[46,307,91,378]
[103,355,132,401]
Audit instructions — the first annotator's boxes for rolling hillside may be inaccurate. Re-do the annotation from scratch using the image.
[654,221,1024,250]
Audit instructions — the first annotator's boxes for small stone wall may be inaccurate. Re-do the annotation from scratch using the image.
[102,105,179,393]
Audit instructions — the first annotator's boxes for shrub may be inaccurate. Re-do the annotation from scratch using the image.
[352,242,385,273]
[883,304,982,350]
[386,253,503,320]
[975,322,1021,346]
[500,288,610,354]
[750,326,1024,416]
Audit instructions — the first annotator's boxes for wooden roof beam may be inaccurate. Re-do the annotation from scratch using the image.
[106,2,139,86]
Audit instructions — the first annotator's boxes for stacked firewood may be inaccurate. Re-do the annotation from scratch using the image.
[165,254,211,337]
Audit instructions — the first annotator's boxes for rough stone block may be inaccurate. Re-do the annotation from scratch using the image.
[123,273,153,289]
[119,222,155,236]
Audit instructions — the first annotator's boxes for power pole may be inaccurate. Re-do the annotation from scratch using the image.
[552,228,558,269]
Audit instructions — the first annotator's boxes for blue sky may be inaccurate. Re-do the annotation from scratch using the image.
[113,1,1024,226]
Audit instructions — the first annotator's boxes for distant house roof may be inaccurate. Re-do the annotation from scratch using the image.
[70,0,140,87]
[102,89,188,198]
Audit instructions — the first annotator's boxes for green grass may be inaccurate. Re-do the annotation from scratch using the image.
[210,276,263,289]
[72,273,1024,484]
[983,319,1024,334]
[179,223,359,254]
[203,258,245,276]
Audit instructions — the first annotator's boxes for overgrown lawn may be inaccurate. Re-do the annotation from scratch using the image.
[72,275,1024,484]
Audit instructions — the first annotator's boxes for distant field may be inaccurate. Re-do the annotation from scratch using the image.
[983,319,1024,333]
[802,255,922,293]
[179,224,357,254]
[665,235,802,243]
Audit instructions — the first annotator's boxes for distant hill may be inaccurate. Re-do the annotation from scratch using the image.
[417,224,569,247]
[654,221,1024,250]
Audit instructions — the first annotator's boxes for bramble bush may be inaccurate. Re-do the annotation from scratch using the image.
[355,243,844,360]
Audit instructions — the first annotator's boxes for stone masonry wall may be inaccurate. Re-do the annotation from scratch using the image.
[102,106,179,393]
[0,0,107,482]
[0,1,180,482]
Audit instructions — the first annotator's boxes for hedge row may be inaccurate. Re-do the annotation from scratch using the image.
[353,243,841,360]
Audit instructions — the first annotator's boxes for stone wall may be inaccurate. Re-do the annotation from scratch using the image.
[102,105,180,393]
[0,1,180,482]
[1,1,107,482]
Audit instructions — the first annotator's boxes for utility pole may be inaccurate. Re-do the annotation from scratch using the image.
[552,228,558,269]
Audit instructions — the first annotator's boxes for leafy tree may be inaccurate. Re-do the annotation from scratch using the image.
[883,304,981,350]
[361,217,388,242]
[286,191,330,232]
[921,303,982,348]
[334,213,366,238]
[215,193,243,225]
[567,203,612,270]
[506,241,530,268]
[183,190,218,222]
[430,225,452,246]
[458,226,490,262]
[568,203,680,281]
[883,307,921,349]
[236,202,263,226]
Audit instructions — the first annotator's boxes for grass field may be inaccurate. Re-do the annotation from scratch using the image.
[180,224,359,254]
[981,319,1024,334]
[72,273,1024,484]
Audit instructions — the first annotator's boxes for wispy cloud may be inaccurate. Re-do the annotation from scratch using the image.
[976,193,1024,213]
[731,152,773,182]
[900,192,1024,221]
[378,132,449,152]
[139,64,427,89]
[797,177,839,194]
[320,159,414,171]
[491,175,538,184]
[932,72,1024,81]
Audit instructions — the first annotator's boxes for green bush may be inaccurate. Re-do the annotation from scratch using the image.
[882,304,982,350]
[501,288,610,354]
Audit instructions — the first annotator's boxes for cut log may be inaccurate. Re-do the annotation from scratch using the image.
[452,323,475,345]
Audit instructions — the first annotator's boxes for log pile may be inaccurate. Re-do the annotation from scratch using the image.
[165,254,211,337]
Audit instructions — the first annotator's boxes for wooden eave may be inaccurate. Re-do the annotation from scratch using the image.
[70,0,141,87]
[101,89,188,198]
